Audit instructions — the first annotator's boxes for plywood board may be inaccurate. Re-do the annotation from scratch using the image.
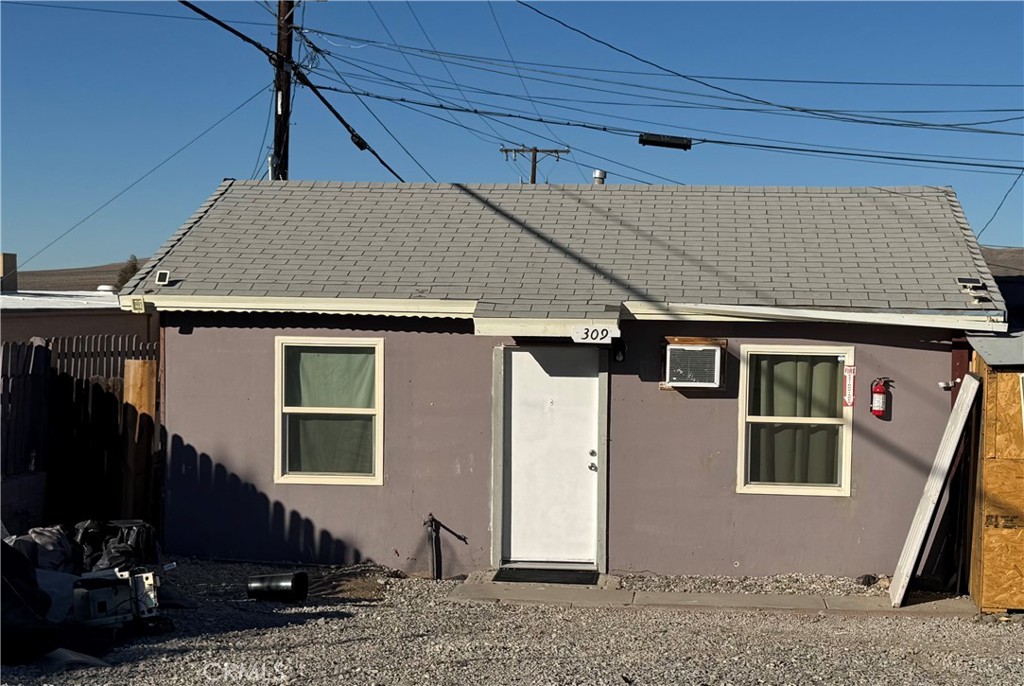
[891,373,980,608]
[993,371,1024,459]
[979,528,1024,610]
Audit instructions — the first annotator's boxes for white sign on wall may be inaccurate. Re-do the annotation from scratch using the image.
[843,365,857,407]
[570,325,620,344]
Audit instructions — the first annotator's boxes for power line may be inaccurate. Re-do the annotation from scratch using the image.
[404,1,524,151]
[178,0,405,181]
[315,41,1023,135]
[310,82,1024,172]
[7,1,274,27]
[306,47,1022,166]
[383,95,676,185]
[300,26,1024,89]
[689,137,1024,172]
[249,88,276,179]
[976,171,1024,239]
[17,85,271,270]
[488,2,587,183]
[514,1,1022,136]
[301,35,436,181]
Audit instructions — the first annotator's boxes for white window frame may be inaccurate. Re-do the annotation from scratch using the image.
[736,344,854,497]
[274,336,384,486]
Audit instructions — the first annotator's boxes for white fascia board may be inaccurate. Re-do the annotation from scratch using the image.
[119,295,477,318]
[622,301,1008,333]
[473,317,618,337]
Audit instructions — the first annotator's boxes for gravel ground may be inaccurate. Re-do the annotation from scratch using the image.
[618,572,892,597]
[2,560,1021,686]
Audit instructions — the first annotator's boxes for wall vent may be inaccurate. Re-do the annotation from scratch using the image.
[664,344,722,388]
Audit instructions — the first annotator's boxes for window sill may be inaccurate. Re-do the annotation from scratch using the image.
[737,483,850,497]
[275,473,383,486]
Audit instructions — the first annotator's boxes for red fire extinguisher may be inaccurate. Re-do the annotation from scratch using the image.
[870,378,889,417]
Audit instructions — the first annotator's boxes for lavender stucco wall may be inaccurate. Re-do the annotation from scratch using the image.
[162,313,955,577]
[162,313,502,577]
[607,321,954,577]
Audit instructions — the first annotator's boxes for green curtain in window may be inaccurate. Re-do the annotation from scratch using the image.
[749,355,841,485]
[287,415,374,475]
[285,347,375,408]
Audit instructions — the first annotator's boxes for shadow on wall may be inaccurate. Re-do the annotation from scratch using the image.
[166,434,365,565]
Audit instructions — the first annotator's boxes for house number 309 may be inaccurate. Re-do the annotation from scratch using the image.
[570,325,620,344]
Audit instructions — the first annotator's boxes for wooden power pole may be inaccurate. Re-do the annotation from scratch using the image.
[271,0,295,180]
[500,146,570,184]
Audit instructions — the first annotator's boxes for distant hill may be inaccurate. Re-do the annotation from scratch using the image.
[16,260,142,291]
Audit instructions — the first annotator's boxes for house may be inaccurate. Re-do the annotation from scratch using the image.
[120,180,1007,579]
[1,253,156,344]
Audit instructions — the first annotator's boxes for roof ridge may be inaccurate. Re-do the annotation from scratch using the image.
[226,180,940,192]
[122,179,236,295]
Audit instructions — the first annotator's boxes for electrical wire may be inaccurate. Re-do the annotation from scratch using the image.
[304,28,533,180]
[302,46,536,155]
[515,1,1022,136]
[7,1,274,27]
[309,82,1024,173]
[488,2,587,183]
[17,85,271,270]
[404,1,528,153]
[304,47,1022,166]
[178,1,405,181]
[382,95,674,185]
[313,44,1024,135]
[248,88,276,179]
[976,171,1024,239]
[301,25,1024,89]
[301,34,436,180]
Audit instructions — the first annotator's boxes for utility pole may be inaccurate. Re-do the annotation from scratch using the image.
[272,0,295,180]
[500,146,570,184]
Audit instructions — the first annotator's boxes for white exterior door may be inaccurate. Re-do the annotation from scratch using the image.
[504,347,600,564]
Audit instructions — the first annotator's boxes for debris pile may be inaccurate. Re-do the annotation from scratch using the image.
[1,519,174,667]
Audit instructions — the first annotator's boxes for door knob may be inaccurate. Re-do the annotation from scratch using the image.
[589,449,598,457]
[589,463,598,472]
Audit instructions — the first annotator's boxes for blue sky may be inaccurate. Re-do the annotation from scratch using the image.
[2,1,1022,270]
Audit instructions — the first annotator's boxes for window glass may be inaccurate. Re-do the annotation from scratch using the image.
[284,346,375,408]
[747,423,840,486]
[286,414,374,475]
[748,354,842,418]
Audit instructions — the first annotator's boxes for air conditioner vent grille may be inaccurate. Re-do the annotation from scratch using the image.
[665,345,721,387]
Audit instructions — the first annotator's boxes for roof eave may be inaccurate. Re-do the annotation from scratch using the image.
[622,301,1008,333]
[119,294,477,319]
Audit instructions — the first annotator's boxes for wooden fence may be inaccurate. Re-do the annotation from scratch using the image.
[1,336,161,527]
[1,340,51,475]
[48,334,159,386]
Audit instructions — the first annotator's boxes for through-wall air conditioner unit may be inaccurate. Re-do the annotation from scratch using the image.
[664,344,722,388]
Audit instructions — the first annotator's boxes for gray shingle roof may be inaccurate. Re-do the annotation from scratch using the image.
[126,180,1005,320]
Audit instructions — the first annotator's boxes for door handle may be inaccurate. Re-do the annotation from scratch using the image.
[589,463,598,472]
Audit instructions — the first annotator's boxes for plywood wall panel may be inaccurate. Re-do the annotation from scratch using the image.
[993,372,1024,459]
[978,528,1024,612]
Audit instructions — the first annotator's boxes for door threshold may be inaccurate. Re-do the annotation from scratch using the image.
[500,561,597,571]
[495,561,601,585]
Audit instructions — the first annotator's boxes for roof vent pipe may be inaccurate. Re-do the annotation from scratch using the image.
[592,169,606,185]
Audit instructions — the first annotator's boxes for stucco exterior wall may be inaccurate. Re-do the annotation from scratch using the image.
[607,321,954,577]
[162,313,955,578]
[161,313,502,577]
